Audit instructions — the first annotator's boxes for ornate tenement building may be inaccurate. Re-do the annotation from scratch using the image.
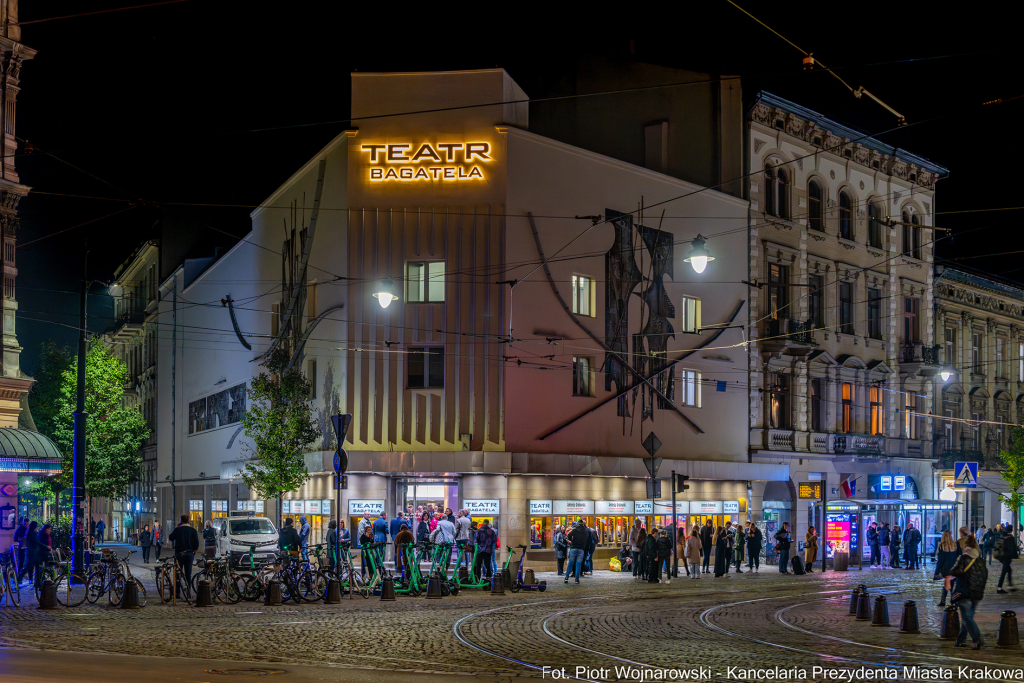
[747,93,948,533]
[0,2,34,426]
[932,266,1024,529]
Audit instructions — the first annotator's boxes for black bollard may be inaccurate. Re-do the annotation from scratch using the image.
[379,576,396,601]
[997,610,1020,648]
[425,575,443,599]
[501,568,513,591]
[856,590,872,621]
[939,605,960,640]
[871,595,891,627]
[849,588,862,615]
[120,579,141,609]
[524,568,536,586]
[37,579,57,610]
[490,573,505,595]
[194,579,213,607]
[263,580,282,606]
[324,579,342,604]
[899,600,921,634]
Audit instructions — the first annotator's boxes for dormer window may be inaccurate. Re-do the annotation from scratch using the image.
[843,149,852,159]
[871,160,880,170]
[774,119,784,130]
[812,136,822,146]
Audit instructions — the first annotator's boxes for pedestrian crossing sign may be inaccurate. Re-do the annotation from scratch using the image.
[953,461,978,489]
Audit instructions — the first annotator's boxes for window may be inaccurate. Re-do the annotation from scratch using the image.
[307,358,317,400]
[407,261,445,303]
[839,191,853,240]
[839,282,853,334]
[767,263,788,321]
[680,296,701,333]
[764,163,776,217]
[271,303,279,337]
[997,337,1007,379]
[769,373,788,429]
[777,168,790,220]
[867,288,881,340]
[1019,343,1023,382]
[946,328,957,365]
[808,180,824,231]
[902,212,912,256]
[680,369,701,407]
[808,275,823,329]
[972,332,982,373]
[572,356,595,396]
[571,275,595,317]
[811,378,824,432]
[840,383,854,433]
[408,347,444,388]
[911,214,922,259]
[903,298,918,343]
[972,412,981,449]
[905,393,918,439]
[867,203,883,248]
[307,283,317,320]
[870,386,883,435]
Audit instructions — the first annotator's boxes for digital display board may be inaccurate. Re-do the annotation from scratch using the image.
[826,512,851,559]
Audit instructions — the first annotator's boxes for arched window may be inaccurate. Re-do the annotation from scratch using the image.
[911,213,922,259]
[777,168,790,219]
[764,163,776,217]
[839,191,853,240]
[808,180,823,232]
[867,203,883,248]
[902,211,912,256]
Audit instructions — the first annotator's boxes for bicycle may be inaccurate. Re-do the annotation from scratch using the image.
[86,549,146,607]
[155,555,194,604]
[192,554,244,604]
[33,555,88,607]
[0,549,20,607]
[334,542,369,599]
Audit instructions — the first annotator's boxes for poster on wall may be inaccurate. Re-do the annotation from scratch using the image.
[553,500,595,515]
[464,499,500,516]
[862,514,876,559]
[691,501,723,515]
[348,500,385,516]
[826,513,851,559]
[634,501,654,515]
[596,500,635,515]
[530,500,552,515]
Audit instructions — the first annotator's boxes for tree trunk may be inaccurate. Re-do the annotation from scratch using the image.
[278,494,283,529]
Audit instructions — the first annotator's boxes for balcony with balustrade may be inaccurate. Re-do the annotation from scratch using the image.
[899,342,941,377]
[761,318,817,356]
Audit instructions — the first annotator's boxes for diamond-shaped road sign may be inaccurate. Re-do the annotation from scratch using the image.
[642,432,662,459]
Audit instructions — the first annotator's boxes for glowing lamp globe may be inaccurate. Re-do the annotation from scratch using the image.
[940,370,952,382]
[684,235,715,274]
[372,279,398,309]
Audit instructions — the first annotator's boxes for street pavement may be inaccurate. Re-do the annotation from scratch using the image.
[2,544,1023,681]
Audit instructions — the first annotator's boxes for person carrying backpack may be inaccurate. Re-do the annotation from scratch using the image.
[947,534,988,649]
[774,523,792,574]
[995,524,1019,594]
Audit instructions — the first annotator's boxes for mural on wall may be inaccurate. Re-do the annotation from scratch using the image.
[604,208,675,421]
[188,383,247,435]
[603,209,643,418]
[315,361,342,451]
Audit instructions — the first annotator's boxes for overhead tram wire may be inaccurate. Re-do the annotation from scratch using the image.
[15,0,193,25]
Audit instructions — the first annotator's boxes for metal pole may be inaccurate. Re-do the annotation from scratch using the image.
[671,470,678,577]
[821,481,827,573]
[170,281,177,526]
[71,263,88,575]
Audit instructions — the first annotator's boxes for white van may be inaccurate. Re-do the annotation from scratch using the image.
[211,513,280,567]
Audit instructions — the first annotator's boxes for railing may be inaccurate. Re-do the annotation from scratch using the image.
[922,345,940,364]
[833,433,884,456]
[810,432,830,453]
[901,343,919,363]
[787,319,814,344]
[901,342,940,365]
[764,319,814,345]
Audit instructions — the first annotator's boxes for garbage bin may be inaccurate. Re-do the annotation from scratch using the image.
[834,551,849,572]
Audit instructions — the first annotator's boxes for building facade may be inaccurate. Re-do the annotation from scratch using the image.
[103,241,160,537]
[155,69,789,567]
[933,265,1024,530]
[0,2,34,427]
[747,94,948,550]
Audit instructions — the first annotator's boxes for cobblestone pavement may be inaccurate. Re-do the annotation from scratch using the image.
[3,545,1023,680]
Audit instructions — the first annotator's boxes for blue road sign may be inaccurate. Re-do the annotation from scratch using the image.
[954,461,979,488]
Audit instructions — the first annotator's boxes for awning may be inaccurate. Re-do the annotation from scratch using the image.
[0,429,63,474]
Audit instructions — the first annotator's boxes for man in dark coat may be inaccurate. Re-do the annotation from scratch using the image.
[879,523,892,570]
[995,524,1019,593]
[700,521,714,574]
[168,514,200,594]
[867,522,880,569]
[904,523,922,569]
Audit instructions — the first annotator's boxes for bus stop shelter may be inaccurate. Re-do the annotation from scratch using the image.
[814,498,958,570]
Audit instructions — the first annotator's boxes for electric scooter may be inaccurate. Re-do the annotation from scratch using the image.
[508,544,547,592]
[393,543,422,596]
[456,541,491,590]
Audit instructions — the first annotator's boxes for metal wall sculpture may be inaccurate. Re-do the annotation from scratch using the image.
[603,209,642,417]
[634,224,675,413]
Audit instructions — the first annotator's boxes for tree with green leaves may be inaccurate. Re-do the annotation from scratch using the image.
[29,341,73,444]
[52,344,150,501]
[997,426,1024,536]
[241,348,319,523]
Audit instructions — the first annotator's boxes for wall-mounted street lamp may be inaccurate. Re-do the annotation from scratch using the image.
[684,235,714,274]
[372,279,398,309]
[939,366,954,382]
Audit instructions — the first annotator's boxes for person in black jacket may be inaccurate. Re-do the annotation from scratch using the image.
[565,520,589,584]
[17,521,37,583]
[867,522,880,569]
[168,514,200,594]
[278,518,302,554]
[202,520,218,560]
[995,524,1019,593]
[889,525,902,568]
[774,523,792,574]
[700,521,714,574]
[655,530,673,584]
[746,524,763,573]
[948,535,988,649]
[879,523,891,570]
[904,523,922,570]
[138,524,153,564]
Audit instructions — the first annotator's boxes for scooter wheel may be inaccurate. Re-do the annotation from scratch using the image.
[448,581,460,596]
[509,582,521,593]
[538,584,547,592]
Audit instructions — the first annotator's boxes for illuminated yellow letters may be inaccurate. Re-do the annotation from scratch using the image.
[411,143,442,162]
[361,139,491,182]
[387,144,411,162]
[465,142,490,161]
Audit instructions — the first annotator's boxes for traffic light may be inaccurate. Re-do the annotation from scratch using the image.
[646,479,662,499]
[676,474,690,493]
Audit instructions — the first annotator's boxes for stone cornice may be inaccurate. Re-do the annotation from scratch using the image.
[936,281,1024,322]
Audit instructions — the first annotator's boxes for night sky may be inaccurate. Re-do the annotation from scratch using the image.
[13,1,1024,374]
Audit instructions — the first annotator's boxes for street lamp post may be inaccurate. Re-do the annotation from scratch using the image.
[71,273,88,575]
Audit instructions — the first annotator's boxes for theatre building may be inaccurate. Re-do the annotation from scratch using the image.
[156,68,788,567]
